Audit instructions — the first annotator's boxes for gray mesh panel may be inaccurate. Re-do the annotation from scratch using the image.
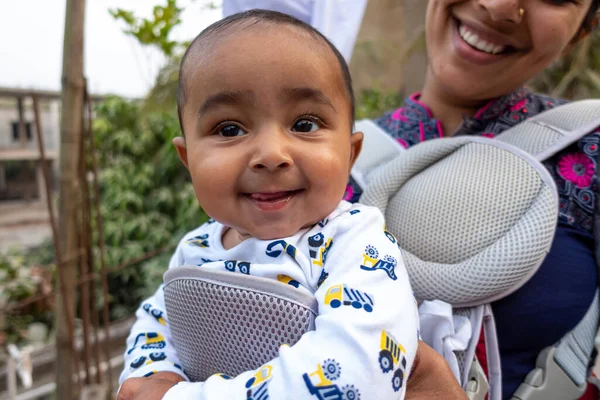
[363,138,558,306]
[164,277,317,381]
[360,138,470,217]
[389,143,543,264]
[401,184,556,306]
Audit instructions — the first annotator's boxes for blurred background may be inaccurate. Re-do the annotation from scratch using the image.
[0,0,598,399]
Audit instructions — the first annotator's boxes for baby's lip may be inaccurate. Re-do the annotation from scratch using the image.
[244,189,304,202]
[243,190,305,212]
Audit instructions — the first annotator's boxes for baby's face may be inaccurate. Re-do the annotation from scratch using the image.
[175,25,362,241]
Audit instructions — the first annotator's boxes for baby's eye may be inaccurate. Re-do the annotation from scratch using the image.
[218,124,246,137]
[292,119,320,133]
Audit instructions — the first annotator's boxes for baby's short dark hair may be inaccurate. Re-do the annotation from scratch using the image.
[177,9,355,135]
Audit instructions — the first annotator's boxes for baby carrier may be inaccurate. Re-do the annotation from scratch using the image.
[163,100,600,400]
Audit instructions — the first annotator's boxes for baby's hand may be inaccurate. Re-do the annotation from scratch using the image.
[118,371,185,400]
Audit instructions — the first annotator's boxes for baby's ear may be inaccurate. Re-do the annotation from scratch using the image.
[172,136,190,169]
[349,131,364,170]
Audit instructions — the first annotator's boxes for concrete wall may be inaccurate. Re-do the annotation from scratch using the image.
[350,0,428,96]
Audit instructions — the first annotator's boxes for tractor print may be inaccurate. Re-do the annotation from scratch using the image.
[360,245,398,280]
[302,359,360,400]
[378,330,407,392]
[126,332,166,355]
[308,233,333,268]
[186,233,210,248]
[142,303,166,325]
[224,260,251,275]
[277,274,301,288]
[324,284,374,312]
[245,365,273,400]
[266,240,298,259]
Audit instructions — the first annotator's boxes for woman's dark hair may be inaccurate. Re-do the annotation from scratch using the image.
[581,0,600,34]
[177,9,355,133]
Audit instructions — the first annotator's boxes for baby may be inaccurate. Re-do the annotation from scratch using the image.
[118,10,418,400]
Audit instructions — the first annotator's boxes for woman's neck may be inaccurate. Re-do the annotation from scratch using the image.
[419,72,489,136]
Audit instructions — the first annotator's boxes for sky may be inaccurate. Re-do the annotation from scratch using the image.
[0,1,223,98]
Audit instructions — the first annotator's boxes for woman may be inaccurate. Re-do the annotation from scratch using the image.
[345,1,600,398]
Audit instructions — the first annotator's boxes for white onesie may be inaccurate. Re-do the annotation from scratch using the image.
[120,201,419,399]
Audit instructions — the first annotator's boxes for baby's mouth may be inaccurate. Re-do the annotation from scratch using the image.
[455,19,517,56]
[244,189,304,203]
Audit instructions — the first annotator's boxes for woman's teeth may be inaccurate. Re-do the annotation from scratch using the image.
[458,24,506,55]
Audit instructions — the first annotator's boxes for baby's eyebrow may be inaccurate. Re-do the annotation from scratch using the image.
[199,90,256,115]
[279,87,337,112]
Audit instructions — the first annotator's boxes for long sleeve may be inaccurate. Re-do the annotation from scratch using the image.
[119,244,189,384]
[162,206,419,399]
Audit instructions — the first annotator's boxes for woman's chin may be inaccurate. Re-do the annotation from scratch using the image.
[432,65,514,104]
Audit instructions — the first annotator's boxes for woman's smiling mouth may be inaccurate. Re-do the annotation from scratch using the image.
[458,23,506,54]
[452,18,519,64]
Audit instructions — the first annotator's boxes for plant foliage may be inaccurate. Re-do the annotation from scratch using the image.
[93,97,207,319]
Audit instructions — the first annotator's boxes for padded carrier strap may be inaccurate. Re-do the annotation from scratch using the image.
[511,291,600,400]
[497,100,600,400]
[351,119,405,189]
[163,266,317,381]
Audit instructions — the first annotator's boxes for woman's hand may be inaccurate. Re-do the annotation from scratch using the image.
[117,371,185,400]
[407,341,468,400]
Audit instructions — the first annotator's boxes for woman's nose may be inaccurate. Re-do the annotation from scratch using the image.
[477,0,523,24]
[249,130,294,172]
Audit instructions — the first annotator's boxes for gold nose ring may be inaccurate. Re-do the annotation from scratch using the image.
[519,8,525,17]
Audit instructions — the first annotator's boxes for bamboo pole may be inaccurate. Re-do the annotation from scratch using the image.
[32,95,82,396]
[78,92,93,386]
[82,86,103,385]
[87,92,113,393]
[57,0,86,397]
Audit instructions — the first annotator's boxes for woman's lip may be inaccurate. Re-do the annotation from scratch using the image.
[452,18,512,65]
[454,17,518,49]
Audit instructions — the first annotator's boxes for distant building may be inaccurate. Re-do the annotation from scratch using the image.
[0,88,61,203]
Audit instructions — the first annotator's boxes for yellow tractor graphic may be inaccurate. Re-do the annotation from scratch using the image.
[302,359,360,400]
[308,233,333,267]
[324,284,374,312]
[126,332,166,355]
[245,365,272,400]
[142,303,167,325]
[378,330,407,392]
[277,274,301,289]
[185,233,209,248]
[360,245,398,280]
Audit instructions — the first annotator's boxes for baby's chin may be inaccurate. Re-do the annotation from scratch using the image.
[244,220,322,241]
